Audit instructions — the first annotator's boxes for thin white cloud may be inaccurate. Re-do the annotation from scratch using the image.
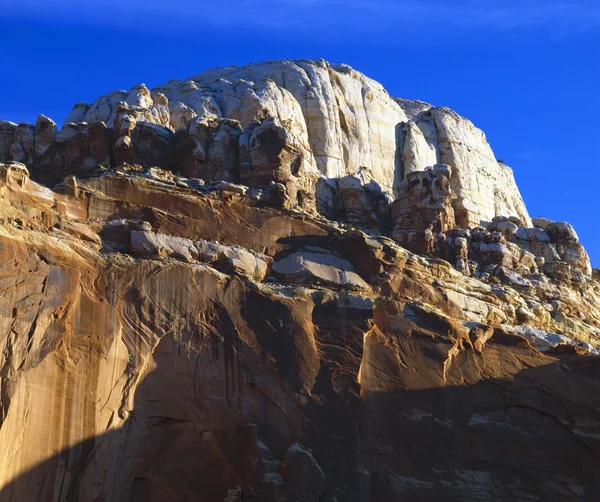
[1,0,599,37]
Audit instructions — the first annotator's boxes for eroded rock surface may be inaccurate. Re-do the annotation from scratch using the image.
[0,163,597,502]
[0,59,529,226]
[0,58,597,502]
[391,163,456,253]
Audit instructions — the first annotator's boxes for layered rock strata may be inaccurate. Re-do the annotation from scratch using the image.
[0,58,597,502]
[0,162,598,502]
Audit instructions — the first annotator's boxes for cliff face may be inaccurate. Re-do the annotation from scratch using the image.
[1,59,529,226]
[0,59,598,502]
[0,163,597,502]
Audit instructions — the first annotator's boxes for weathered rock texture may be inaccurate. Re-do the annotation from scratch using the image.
[395,100,530,227]
[0,161,598,502]
[0,59,529,227]
[0,59,597,502]
[391,163,456,253]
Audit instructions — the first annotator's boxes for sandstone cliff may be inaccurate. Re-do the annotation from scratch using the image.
[0,60,598,502]
[0,59,529,226]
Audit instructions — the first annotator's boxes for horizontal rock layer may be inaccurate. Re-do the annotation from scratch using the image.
[0,165,598,501]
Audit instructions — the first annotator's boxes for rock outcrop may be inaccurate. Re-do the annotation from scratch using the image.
[337,167,391,230]
[177,117,243,182]
[391,163,456,253]
[395,100,531,227]
[430,215,592,285]
[0,58,597,502]
[0,161,597,502]
[0,59,529,227]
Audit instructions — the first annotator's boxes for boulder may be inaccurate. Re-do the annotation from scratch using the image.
[546,221,579,243]
[130,230,198,262]
[195,240,269,281]
[500,325,579,352]
[271,250,369,290]
[130,230,269,280]
[515,226,551,243]
[489,219,518,238]
[494,267,532,288]
[532,217,553,230]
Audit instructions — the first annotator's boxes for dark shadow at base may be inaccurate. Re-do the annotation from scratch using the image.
[1,333,600,502]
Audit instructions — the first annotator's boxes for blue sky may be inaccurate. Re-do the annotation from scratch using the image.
[1,0,598,265]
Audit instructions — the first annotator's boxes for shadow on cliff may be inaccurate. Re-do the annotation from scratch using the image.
[0,326,268,502]
[360,353,600,502]
[1,348,600,502]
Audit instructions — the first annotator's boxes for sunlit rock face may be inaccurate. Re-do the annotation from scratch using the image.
[395,100,530,227]
[0,59,597,502]
[0,59,528,227]
[0,162,597,502]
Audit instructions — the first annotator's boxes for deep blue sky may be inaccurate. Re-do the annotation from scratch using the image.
[1,1,598,266]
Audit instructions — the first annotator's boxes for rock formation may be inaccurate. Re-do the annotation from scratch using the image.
[391,163,456,253]
[0,59,598,502]
[0,59,529,227]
